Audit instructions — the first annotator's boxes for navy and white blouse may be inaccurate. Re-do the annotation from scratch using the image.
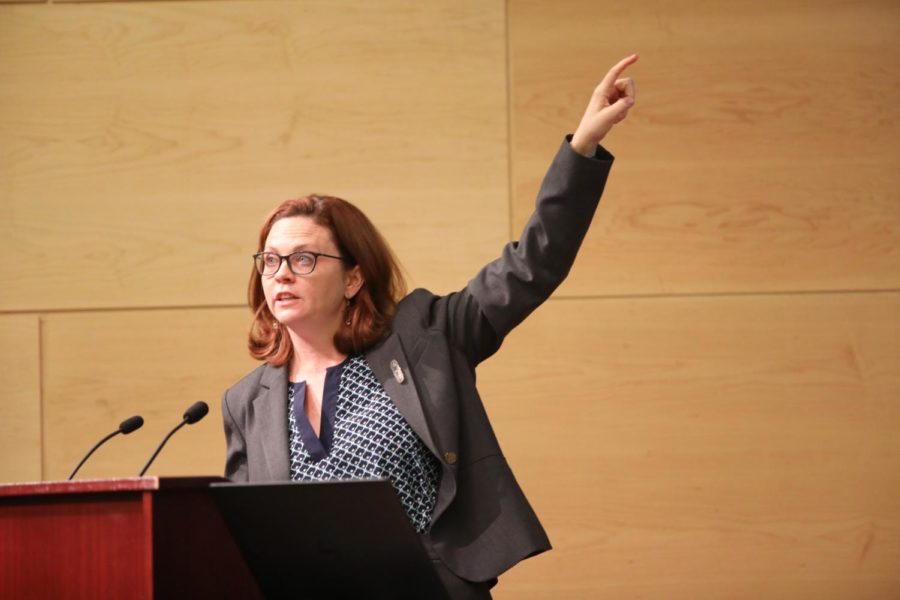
[287,354,440,533]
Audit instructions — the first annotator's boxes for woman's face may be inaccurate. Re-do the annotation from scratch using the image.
[261,216,362,335]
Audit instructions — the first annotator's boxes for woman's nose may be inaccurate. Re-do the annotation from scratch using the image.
[273,258,294,280]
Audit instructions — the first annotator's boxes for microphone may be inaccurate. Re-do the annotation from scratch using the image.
[138,401,209,476]
[68,415,145,480]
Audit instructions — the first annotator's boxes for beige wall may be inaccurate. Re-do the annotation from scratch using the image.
[1,1,898,597]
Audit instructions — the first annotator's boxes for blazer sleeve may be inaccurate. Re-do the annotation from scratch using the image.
[444,135,614,365]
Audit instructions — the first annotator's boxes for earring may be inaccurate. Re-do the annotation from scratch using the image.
[345,298,352,326]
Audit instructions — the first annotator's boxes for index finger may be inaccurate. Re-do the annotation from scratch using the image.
[599,54,639,91]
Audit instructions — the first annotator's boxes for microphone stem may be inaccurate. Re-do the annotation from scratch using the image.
[139,419,187,477]
[68,430,120,480]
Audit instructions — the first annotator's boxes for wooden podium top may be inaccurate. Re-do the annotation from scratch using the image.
[0,476,226,498]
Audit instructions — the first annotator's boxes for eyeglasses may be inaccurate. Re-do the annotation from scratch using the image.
[253,251,349,276]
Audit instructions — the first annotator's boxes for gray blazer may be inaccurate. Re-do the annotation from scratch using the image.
[222,137,614,582]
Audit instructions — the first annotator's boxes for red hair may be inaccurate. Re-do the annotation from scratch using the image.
[248,195,406,366]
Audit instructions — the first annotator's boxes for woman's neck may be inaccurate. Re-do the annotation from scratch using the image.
[285,324,346,381]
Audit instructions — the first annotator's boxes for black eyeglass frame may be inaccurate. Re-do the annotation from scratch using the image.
[253,251,351,276]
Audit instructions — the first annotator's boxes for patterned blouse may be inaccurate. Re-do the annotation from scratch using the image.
[287,354,440,533]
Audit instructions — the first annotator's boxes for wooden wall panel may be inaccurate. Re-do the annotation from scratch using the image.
[479,293,900,598]
[0,314,41,483]
[510,0,900,296]
[41,307,258,480]
[0,0,507,312]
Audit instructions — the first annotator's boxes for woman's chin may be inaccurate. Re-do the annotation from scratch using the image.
[271,306,305,327]
[274,310,332,332]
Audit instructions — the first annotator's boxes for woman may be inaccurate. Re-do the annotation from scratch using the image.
[222,54,638,598]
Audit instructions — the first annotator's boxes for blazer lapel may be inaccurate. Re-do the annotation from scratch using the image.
[367,333,460,524]
[366,335,438,460]
[252,364,291,481]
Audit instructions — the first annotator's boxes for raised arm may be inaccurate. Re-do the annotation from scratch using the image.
[445,55,639,363]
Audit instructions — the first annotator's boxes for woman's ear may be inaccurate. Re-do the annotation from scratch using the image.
[344,265,365,299]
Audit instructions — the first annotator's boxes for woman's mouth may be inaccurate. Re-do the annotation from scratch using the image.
[274,292,299,304]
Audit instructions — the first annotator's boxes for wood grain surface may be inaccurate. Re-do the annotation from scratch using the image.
[481,292,900,599]
[0,1,507,312]
[510,0,900,296]
[40,307,257,481]
[2,0,899,597]
[0,314,41,482]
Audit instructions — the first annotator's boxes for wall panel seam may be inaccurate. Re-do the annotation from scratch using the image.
[504,0,514,243]
[548,288,900,303]
[0,304,248,316]
[37,1,249,5]
[2,287,897,318]
[38,315,46,481]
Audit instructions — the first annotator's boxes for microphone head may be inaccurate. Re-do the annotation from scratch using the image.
[119,415,144,434]
[183,401,209,425]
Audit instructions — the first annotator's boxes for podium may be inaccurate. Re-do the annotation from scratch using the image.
[0,477,262,599]
[0,477,450,599]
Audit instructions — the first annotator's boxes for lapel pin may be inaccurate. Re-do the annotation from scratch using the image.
[389,359,405,384]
